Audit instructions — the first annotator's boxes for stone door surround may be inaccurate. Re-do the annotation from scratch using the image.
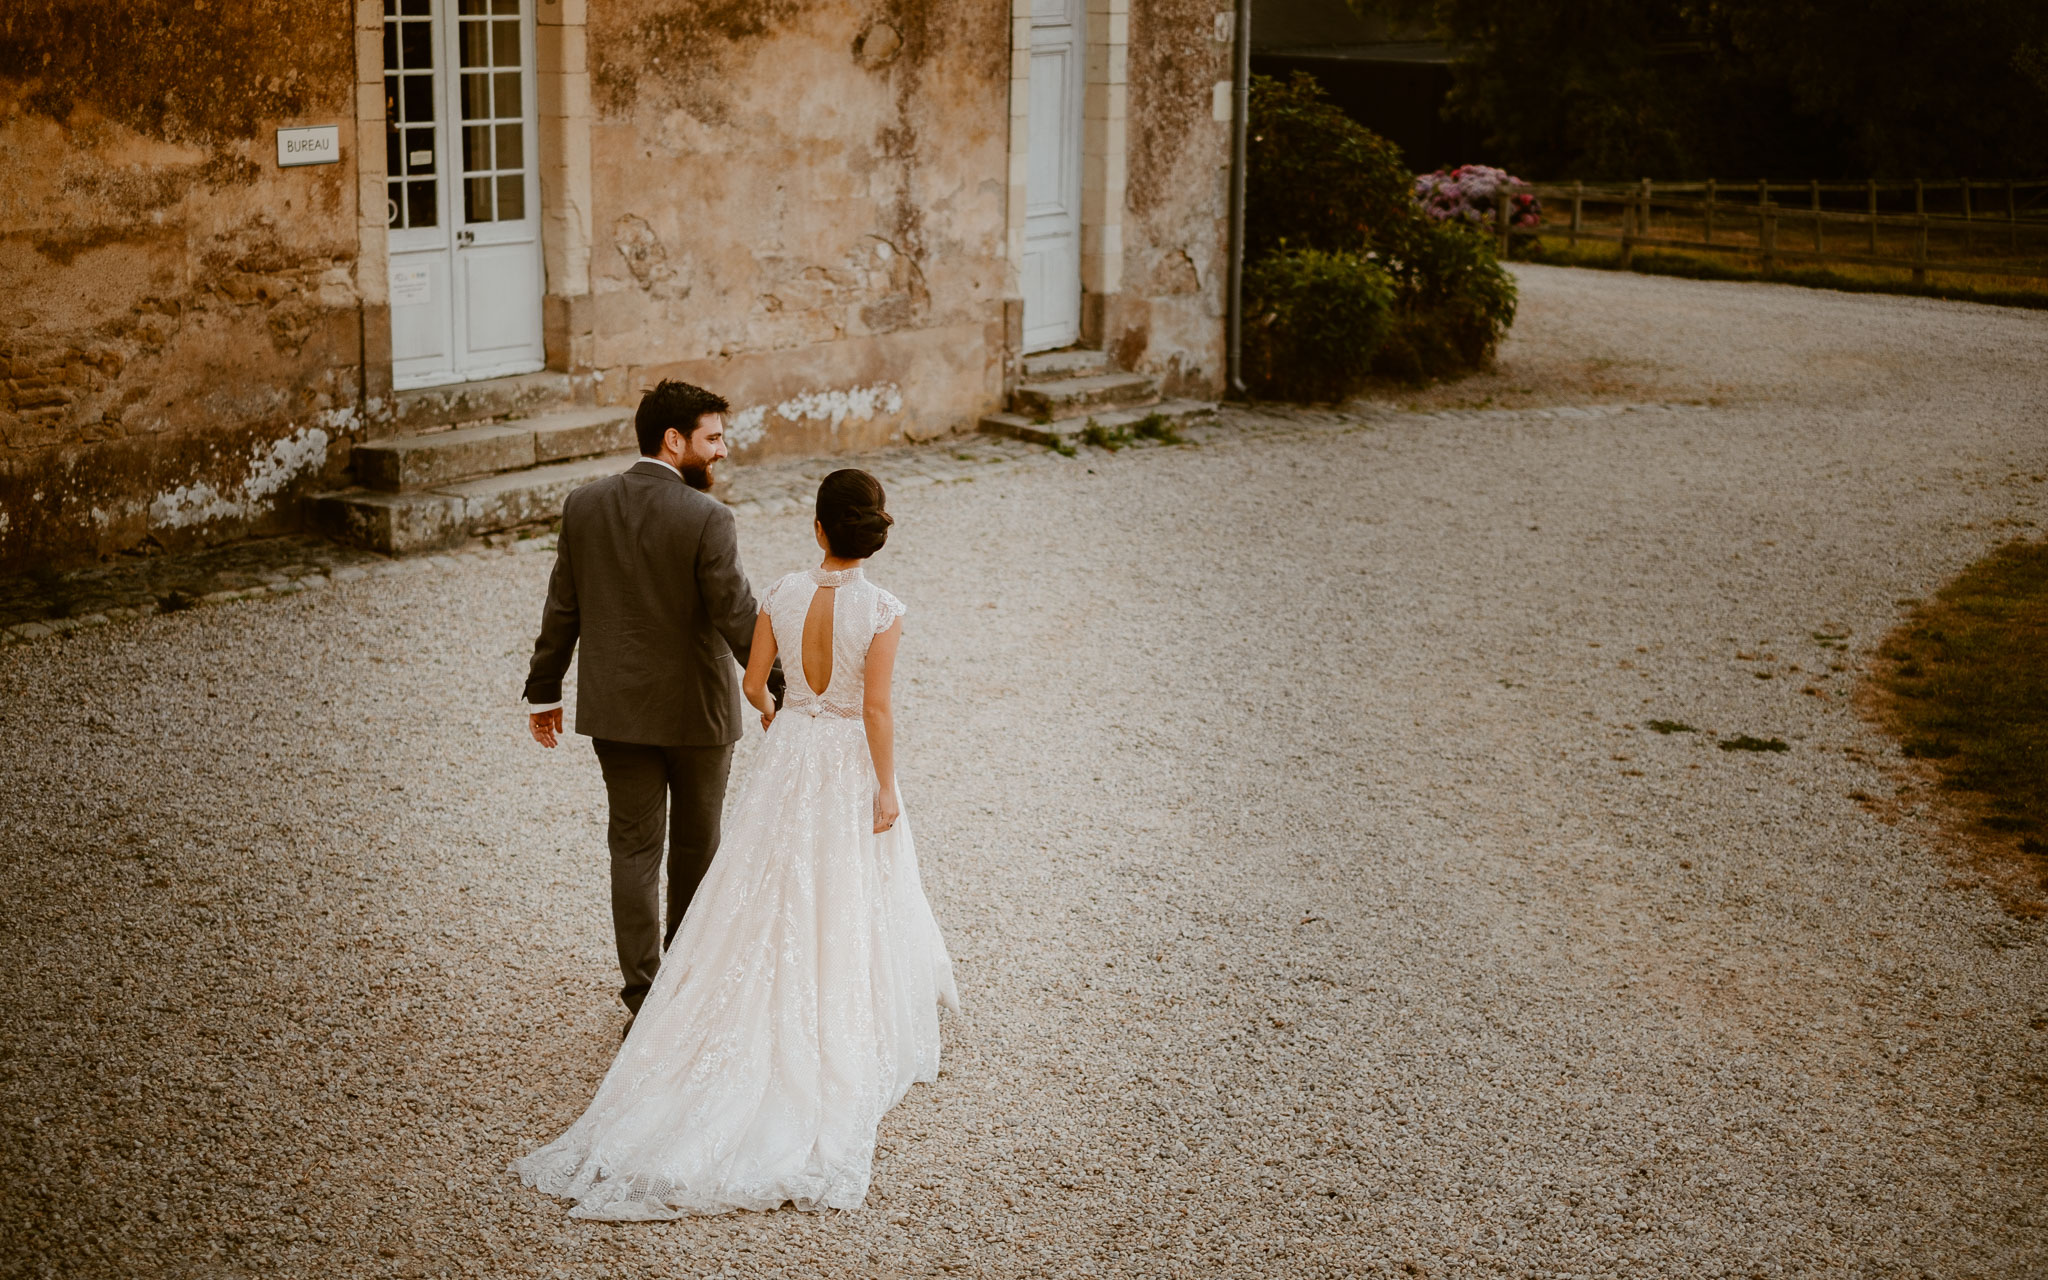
[354,0,592,427]
[1006,0,1128,349]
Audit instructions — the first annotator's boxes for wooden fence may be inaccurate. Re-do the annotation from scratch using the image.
[1490,179,2048,284]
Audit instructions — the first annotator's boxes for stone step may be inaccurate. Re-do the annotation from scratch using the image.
[353,407,635,491]
[530,407,637,464]
[978,398,1218,448]
[390,369,580,432]
[313,453,634,554]
[1009,370,1159,420]
[1021,348,1111,381]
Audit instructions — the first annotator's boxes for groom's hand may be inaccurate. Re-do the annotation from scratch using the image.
[529,707,562,748]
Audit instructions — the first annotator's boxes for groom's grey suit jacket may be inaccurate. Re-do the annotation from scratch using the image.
[524,459,762,746]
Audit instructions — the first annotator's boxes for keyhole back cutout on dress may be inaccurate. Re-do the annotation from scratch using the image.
[801,584,836,697]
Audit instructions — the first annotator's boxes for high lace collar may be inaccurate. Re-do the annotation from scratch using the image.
[808,565,866,588]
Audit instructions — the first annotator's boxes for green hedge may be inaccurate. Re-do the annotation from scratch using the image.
[1244,74,1520,397]
[1244,249,1396,401]
[1245,72,1413,264]
[1374,219,1519,381]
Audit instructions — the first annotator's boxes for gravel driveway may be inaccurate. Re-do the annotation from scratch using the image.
[3,266,2045,1279]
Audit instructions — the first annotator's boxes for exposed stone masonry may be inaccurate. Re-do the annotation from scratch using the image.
[1,0,1236,580]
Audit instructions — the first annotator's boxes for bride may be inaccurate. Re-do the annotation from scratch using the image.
[512,468,959,1219]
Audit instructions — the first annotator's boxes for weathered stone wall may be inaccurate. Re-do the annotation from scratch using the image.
[581,0,1013,456]
[1116,0,1232,399]
[0,0,1231,573]
[0,2,362,575]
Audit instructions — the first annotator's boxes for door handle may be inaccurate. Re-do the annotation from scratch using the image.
[456,228,475,247]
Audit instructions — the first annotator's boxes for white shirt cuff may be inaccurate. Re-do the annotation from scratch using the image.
[526,700,562,714]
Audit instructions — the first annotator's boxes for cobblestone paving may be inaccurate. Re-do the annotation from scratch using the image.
[1,407,1712,641]
[3,267,2046,1280]
[0,435,1041,636]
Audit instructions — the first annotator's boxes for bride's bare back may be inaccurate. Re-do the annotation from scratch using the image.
[801,584,835,697]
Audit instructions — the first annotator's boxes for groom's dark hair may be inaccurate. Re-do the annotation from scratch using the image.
[636,380,730,455]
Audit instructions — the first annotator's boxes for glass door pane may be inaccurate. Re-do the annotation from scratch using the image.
[456,0,527,224]
[383,0,439,229]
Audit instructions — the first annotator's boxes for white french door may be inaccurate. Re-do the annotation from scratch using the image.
[384,0,545,391]
[1022,0,1084,352]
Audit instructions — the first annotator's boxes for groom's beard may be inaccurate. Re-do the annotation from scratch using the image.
[681,462,714,491]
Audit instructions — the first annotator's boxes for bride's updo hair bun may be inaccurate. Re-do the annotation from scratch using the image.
[816,468,893,559]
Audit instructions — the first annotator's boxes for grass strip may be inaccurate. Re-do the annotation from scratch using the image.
[1875,537,2048,910]
[1526,238,2048,311]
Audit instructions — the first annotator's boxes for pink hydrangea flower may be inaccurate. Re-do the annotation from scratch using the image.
[1413,165,1542,231]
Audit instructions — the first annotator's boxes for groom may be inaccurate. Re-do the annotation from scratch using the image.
[523,379,780,1024]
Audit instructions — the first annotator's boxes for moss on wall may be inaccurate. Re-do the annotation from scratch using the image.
[0,1,351,144]
[0,2,361,573]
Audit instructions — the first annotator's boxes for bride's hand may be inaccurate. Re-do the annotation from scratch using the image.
[873,787,900,834]
[759,706,775,732]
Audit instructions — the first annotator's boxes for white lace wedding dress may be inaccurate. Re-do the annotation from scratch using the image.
[511,566,959,1219]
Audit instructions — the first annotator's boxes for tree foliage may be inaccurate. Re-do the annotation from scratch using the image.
[1370,0,2048,178]
[1246,72,1413,261]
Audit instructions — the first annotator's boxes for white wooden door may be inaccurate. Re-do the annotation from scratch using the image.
[384,0,545,391]
[1022,0,1084,353]
[384,0,455,386]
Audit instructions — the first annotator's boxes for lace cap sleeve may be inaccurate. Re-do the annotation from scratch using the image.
[872,586,906,636]
[759,573,789,616]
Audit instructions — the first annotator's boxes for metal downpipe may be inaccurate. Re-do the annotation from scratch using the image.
[1224,0,1252,398]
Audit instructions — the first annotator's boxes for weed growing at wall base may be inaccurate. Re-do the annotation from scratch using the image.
[1077,413,1186,453]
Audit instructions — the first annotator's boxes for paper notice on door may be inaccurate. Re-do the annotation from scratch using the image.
[390,265,431,307]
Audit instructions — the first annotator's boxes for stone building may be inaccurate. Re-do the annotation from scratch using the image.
[0,0,1236,570]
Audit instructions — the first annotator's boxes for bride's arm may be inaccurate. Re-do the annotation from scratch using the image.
[863,617,903,833]
[742,612,778,729]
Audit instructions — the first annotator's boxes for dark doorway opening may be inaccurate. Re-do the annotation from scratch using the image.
[1251,0,1485,173]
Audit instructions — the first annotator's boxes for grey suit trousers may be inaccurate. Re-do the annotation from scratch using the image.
[592,738,734,1014]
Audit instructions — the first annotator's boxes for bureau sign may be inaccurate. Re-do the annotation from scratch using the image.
[276,125,340,167]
